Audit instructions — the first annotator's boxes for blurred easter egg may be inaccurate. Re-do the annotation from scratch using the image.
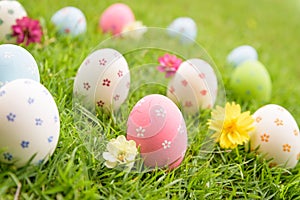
[227,45,258,67]
[230,60,271,103]
[167,17,197,44]
[0,79,60,167]
[127,94,187,169]
[0,44,39,87]
[0,0,27,42]
[250,104,300,168]
[51,6,87,37]
[73,48,130,112]
[167,58,218,114]
[99,3,135,35]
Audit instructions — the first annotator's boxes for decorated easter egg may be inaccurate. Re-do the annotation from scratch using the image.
[73,48,130,112]
[250,104,300,168]
[167,58,218,114]
[0,0,27,42]
[0,44,39,87]
[0,79,60,167]
[99,3,135,35]
[51,6,87,37]
[126,94,187,169]
[167,17,197,44]
[227,45,258,67]
[230,60,271,103]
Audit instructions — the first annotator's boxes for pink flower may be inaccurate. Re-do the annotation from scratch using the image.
[157,53,182,78]
[12,16,43,46]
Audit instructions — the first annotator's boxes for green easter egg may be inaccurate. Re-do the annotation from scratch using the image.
[230,60,272,103]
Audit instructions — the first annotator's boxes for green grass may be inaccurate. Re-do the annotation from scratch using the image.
[1,0,300,199]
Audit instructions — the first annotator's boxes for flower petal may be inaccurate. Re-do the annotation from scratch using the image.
[105,161,117,168]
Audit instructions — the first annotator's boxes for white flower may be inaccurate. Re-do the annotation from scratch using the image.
[136,126,145,137]
[121,21,147,39]
[162,140,171,149]
[155,108,166,118]
[102,135,138,171]
[177,124,185,135]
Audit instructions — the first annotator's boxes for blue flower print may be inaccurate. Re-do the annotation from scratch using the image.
[28,97,34,104]
[35,118,43,126]
[0,90,5,97]
[7,113,16,122]
[21,141,30,148]
[3,152,13,161]
[48,136,53,143]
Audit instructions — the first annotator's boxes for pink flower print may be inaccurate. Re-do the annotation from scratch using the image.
[102,79,111,87]
[157,53,182,78]
[11,16,43,46]
[117,70,123,77]
[200,90,207,96]
[84,59,90,66]
[97,100,105,107]
[185,101,193,107]
[83,82,91,90]
[126,82,130,89]
[199,73,206,79]
[113,94,120,101]
[64,28,70,34]
[181,80,188,87]
[169,86,175,94]
[99,58,107,66]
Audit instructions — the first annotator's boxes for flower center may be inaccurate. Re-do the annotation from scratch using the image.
[118,152,126,162]
[224,119,237,134]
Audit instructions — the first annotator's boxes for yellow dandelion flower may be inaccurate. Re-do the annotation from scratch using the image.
[207,102,255,149]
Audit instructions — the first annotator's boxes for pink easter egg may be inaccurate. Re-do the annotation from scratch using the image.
[99,3,135,35]
[126,94,187,169]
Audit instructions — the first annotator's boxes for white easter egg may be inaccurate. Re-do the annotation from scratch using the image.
[73,48,130,112]
[0,79,60,167]
[167,17,197,44]
[0,0,27,42]
[226,45,258,67]
[167,58,218,114]
[51,6,87,37]
[0,44,40,87]
[250,104,300,168]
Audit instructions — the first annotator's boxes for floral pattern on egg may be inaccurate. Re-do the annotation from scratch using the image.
[0,0,27,42]
[0,79,60,167]
[73,48,130,112]
[250,104,300,168]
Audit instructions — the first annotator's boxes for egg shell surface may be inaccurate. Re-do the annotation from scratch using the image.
[99,3,135,35]
[0,44,40,87]
[167,58,218,114]
[226,45,258,67]
[51,6,87,36]
[250,104,300,168]
[73,48,130,112]
[127,94,187,169]
[167,17,197,44]
[0,79,60,167]
[0,0,27,42]
[230,60,272,103]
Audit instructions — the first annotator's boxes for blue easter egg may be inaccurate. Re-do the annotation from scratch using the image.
[51,6,87,37]
[167,17,197,44]
[226,45,258,67]
[0,44,40,87]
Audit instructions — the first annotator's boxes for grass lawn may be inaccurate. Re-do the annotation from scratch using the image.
[1,0,300,199]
